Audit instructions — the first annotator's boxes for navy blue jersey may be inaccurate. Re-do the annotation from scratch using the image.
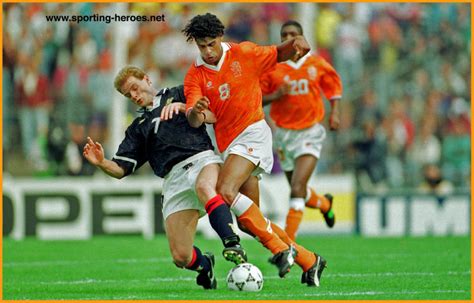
[112,85,214,178]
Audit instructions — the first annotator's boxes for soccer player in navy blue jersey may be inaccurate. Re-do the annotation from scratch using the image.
[83,66,246,290]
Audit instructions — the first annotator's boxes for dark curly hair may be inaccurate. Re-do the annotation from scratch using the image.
[281,20,303,35]
[182,13,225,42]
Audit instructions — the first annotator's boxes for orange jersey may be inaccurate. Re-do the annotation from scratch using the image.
[260,53,342,130]
[184,42,277,152]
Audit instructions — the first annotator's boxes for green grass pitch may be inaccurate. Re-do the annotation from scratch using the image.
[3,235,471,300]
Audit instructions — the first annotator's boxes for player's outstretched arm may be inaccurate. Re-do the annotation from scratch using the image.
[276,35,310,62]
[83,136,125,179]
[328,99,341,131]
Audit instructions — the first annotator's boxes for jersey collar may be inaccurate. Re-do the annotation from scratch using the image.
[283,52,311,70]
[139,88,167,112]
[195,42,231,71]
[151,88,167,110]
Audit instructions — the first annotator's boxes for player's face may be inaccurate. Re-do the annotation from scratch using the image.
[280,25,301,42]
[195,36,223,66]
[121,75,154,107]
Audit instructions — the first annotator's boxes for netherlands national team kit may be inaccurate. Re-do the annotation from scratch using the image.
[184,41,277,153]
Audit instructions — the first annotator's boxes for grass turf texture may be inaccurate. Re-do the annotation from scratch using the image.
[3,235,471,300]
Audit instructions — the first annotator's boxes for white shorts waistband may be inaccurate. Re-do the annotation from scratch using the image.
[165,150,216,178]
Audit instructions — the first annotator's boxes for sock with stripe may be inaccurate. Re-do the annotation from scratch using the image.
[284,197,305,241]
[205,195,240,247]
[305,187,330,213]
[185,246,211,273]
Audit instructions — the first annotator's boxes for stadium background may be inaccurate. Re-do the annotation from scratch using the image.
[2,2,471,300]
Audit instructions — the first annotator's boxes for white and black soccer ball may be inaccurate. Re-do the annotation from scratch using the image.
[226,263,263,292]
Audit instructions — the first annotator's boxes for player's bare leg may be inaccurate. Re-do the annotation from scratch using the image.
[165,209,216,289]
[239,175,260,206]
[217,154,293,277]
[195,163,220,204]
[195,163,247,264]
[285,155,334,241]
[284,154,317,240]
[165,209,199,268]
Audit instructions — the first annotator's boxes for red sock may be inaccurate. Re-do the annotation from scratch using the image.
[205,195,238,246]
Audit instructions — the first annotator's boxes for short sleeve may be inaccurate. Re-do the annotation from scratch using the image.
[260,71,278,95]
[112,121,147,176]
[184,66,204,111]
[318,58,343,100]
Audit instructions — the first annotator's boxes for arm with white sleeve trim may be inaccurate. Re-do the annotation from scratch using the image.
[83,136,125,179]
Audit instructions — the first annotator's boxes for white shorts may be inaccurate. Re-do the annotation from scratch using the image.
[162,150,223,220]
[274,123,326,172]
[222,119,274,176]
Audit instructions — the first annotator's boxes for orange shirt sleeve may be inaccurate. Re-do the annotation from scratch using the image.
[318,57,343,101]
[240,41,278,76]
[183,65,203,111]
[260,71,278,95]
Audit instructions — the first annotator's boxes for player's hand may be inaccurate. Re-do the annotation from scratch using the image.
[161,103,185,120]
[83,137,105,166]
[277,82,291,98]
[292,36,310,60]
[193,97,210,113]
[329,110,340,131]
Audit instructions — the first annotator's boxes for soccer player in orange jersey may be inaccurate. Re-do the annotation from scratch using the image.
[182,13,327,287]
[260,20,342,240]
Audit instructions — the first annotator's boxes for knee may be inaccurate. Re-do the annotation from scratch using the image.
[195,179,215,202]
[216,180,238,204]
[290,181,306,197]
[171,248,192,268]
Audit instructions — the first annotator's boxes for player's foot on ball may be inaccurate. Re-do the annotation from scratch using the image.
[223,245,247,265]
[196,252,217,289]
[301,254,327,287]
[269,245,296,278]
[322,194,335,228]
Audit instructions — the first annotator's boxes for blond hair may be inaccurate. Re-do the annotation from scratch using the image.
[114,66,146,94]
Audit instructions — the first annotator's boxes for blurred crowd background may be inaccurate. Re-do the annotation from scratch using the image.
[2,3,471,192]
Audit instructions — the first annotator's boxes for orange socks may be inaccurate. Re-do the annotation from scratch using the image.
[285,208,303,241]
[232,194,288,254]
[270,222,317,272]
[284,197,305,241]
[285,188,331,241]
[305,187,330,213]
[232,192,318,272]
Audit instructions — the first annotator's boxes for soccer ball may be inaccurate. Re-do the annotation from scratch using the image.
[226,263,264,292]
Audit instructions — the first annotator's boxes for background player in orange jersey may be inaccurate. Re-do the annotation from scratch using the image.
[182,13,327,287]
[261,20,343,240]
